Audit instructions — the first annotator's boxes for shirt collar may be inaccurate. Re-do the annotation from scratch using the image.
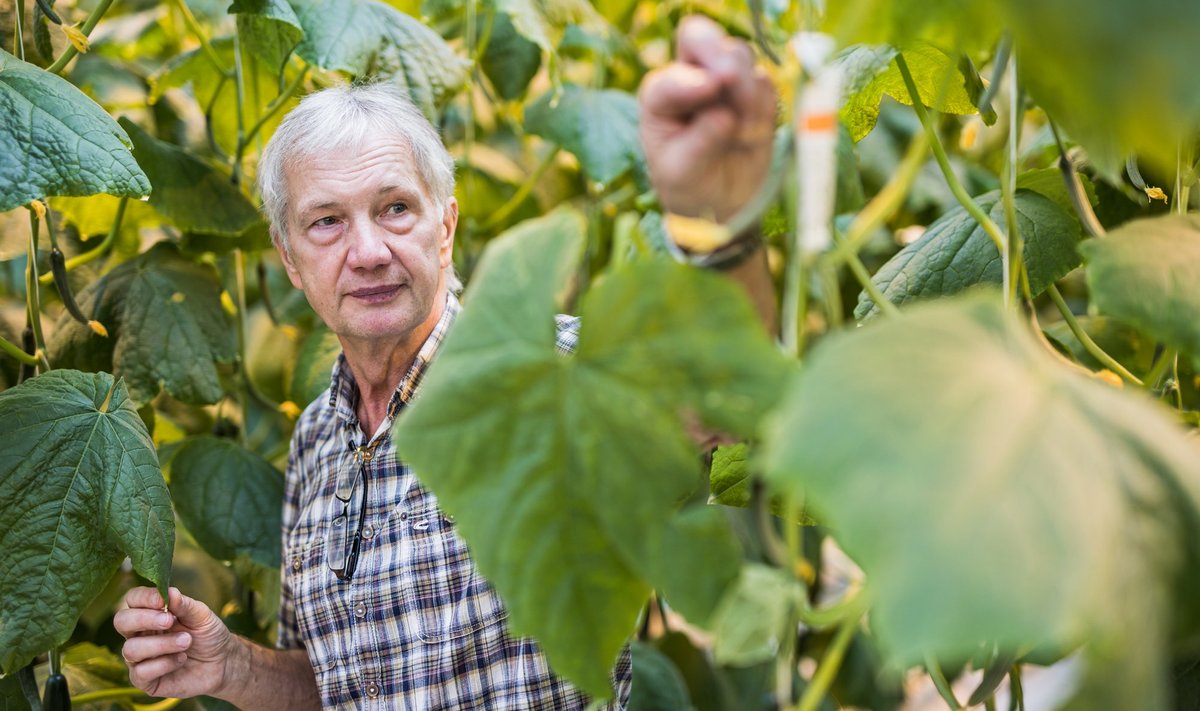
[327,292,461,432]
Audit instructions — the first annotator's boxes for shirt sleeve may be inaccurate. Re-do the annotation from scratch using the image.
[554,314,581,355]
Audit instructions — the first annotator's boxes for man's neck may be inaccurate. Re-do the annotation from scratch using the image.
[339,295,446,439]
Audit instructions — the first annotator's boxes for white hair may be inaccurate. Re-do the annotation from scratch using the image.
[258,83,462,293]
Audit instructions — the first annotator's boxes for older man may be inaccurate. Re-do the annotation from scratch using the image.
[115,15,777,709]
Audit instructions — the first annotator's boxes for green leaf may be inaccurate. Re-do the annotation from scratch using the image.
[629,641,697,711]
[1003,0,1200,179]
[288,0,467,118]
[289,326,341,408]
[228,0,304,72]
[496,0,605,54]
[710,564,805,667]
[119,118,261,236]
[394,207,788,696]
[0,370,173,674]
[839,42,984,142]
[1014,167,1098,219]
[169,436,284,568]
[51,193,163,243]
[148,37,299,155]
[710,443,750,507]
[763,293,1200,708]
[48,242,237,405]
[0,50,150,212]
[1081,215,1200,366]
[525,85,642,186]
[854,189,1081,320]
[0,673,30,711]
[480,11,542,101]
[822,0,1000,55]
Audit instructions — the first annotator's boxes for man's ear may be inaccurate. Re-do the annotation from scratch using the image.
[440,198,459,269]
[272,228,304,290]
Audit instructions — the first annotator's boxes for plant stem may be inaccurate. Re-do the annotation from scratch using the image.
[167,0,229,76]
[240,64,309,149]
[825,130,929,268]
[39,196,127,285]
[1048,121,1105,238]
[926,654,963,710]
[1171,354,1184,410]
[0,333,40,365]
[233,249,250,446]
[1047,284,1141,384]
[795,610,862,711]
[833,229,898,316]
[1009,665,1024,711]
[46,0,118,74]
[1145,347,1177,389]
[231,30,246,186]
[1001,54,1024,308]
[70,687,157,704]
[896,54,1007,255]
[751,477,791,568]
[478,148,559,232]
[14,0,24,59]
[26,211,47,367]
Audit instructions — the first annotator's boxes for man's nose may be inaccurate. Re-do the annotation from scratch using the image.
[345,218,392,270]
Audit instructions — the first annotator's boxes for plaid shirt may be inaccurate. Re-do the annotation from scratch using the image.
[279,294,631,709]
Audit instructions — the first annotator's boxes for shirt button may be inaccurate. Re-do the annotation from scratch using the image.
[291,556,301,572]
[361,524,374,539]
[354,601,367,618]
[365,681,380,698]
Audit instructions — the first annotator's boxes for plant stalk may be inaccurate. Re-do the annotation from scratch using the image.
[479,148,559,232]
[926,654,963,710]
[795,610,862,711]
[39,196,128,285]
[833,229,898,316]
[240,64,309,149]
[825,130,929,268]
[26,211,47,368]
[895,54,1007,256]
[46,0,118,74]
[0,332,40,365]
[166,0,229,76]
[1046,284,1141,385]
[1145,347,1177,390]
[14,0,25,59]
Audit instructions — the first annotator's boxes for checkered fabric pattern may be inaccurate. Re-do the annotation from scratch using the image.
[278,295,630,709]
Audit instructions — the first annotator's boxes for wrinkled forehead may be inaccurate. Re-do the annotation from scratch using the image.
[280,131,433,209]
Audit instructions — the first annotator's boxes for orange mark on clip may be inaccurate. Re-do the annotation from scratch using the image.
[801,113,837,132]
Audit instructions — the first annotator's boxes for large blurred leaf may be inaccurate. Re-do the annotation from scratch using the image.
[229,0,304,72]
[0,50,150,212]
[1003,0,1200,179]
[480,11,542,100]
[48,242,237,405]
[822,0,1000,56]
[710,564,805,667]
[764,293,1200,709]
[169,436,284,568]
[629,642,697,711]
[1080,214,1200,366]
[525,85,642,186]
[120,118,261,236]
[288,0,467,118]
[838,42,985,142]
[0,370,173,674]
[854,189,1081,319]
[394,207,788,696]
[497,0,605,54]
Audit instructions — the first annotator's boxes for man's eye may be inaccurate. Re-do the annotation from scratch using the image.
[312,216,337,228]
[386,203,407,215]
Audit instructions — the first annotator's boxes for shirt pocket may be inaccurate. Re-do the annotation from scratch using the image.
[402,508,509,643]
[285,531,345,674]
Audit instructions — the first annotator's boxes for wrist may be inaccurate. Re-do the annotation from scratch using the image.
[213,634,252,703]
[663,212,763,270]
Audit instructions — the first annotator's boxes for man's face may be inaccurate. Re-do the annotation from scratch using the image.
[276,134,456,347]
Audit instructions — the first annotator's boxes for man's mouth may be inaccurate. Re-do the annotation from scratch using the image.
[347,284,403,302]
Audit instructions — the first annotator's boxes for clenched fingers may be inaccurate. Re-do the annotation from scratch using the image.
[113,607,176,638]
[123,632,192,665]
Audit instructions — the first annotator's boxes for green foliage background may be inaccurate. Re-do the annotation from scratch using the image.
[2,0,1200,709]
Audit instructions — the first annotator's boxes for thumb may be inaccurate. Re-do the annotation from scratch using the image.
[167,587,215,629]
